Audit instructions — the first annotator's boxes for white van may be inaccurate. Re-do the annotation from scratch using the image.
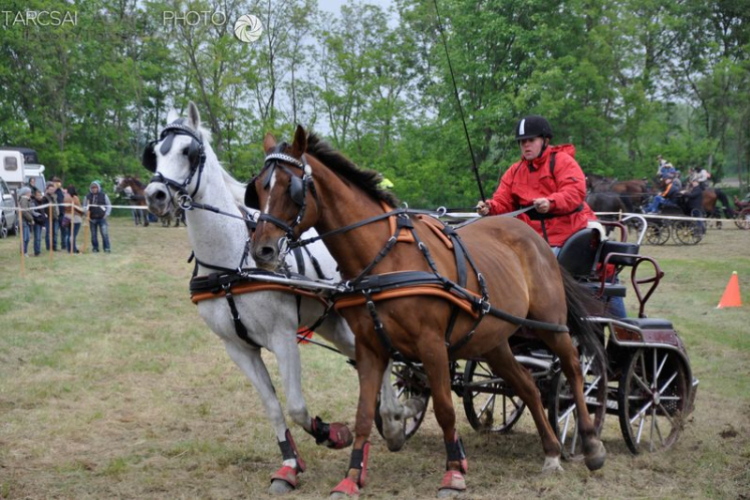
[0,150,25,190]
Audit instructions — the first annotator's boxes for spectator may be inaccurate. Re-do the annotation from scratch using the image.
[44,183,59,251]
[695,167,710,189]
[62,186,84,253]
[84,181,112,253]
[30,190,48,256]
[17,187,34,257]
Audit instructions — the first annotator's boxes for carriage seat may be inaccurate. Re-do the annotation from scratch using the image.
[620,318,674,331]
[557,228,602,279]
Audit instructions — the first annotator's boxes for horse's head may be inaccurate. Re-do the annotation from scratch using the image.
[143,102,208,216]
[247,126,319,270]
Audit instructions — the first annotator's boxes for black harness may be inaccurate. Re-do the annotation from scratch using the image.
[245,144,318,240]
[141,125,331,352]
[252,153,569,367]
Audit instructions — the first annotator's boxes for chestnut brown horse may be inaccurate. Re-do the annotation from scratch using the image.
[586,173,649,212]
[115,176,149,226]
[248,127,606,498]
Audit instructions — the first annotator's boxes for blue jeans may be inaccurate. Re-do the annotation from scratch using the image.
[89,218,110,252]
[63,222,80,252]
[646,195,678,213]
[33,222,43,255]
[46,219,59,250]
[22,222,31,254]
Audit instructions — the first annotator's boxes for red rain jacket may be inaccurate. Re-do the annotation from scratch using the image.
[486,144,596,247]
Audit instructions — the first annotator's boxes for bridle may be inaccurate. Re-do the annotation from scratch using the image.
[245,144,318,240]
[142,119,207,208]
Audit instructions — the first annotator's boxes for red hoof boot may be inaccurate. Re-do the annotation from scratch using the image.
[328,422,354,449]
[331,477,360,497]
[312,417,353,449]
[438,470,466,495]
[271,465,299,489]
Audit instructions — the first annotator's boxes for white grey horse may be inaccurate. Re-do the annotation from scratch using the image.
[143,103,418,495]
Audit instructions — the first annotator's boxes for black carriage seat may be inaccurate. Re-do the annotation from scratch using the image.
[557,226,640,298]
[620,317,674,331]
[557,228,601,279]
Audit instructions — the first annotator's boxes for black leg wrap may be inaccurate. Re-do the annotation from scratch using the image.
[309,416,331,445]
[348,448,365,471]
[278,438,296,461]
[445,434,467,473]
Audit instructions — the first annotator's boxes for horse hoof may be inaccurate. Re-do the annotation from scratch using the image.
[327,423,354,449]
[269,479,295,495]
[330,477,360,498]
[437,488,463,498]
[542,456,564,475]
[584,440,606,471]
[437,470,466,497]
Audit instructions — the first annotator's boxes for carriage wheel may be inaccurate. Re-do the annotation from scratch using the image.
[375,361,430,442]
[735,208,750,230]
[673,220,703,245]
[462,360,525,433]
[618,348,689,454]
[548,351,607,460]
[645,223,670,245]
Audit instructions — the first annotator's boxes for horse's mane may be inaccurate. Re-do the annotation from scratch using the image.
[306,133,399,207]
[124,177,146,189]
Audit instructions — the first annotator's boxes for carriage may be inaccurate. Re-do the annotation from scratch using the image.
[369,215,698,456]
[643,206,706,246]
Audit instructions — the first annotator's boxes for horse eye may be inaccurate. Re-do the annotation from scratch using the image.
[182,146,190,155]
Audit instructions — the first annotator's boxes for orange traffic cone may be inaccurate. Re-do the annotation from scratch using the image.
[717,271,742,308]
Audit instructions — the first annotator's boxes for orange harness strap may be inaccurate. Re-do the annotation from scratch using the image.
[191,282,327,306]
[334,284,480,319]
[383,201,416,243]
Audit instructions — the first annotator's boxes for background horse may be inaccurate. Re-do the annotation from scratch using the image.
[250,126,606,497]
[587,173,649,212]
[115,176,149,226]
[142,104,413,494]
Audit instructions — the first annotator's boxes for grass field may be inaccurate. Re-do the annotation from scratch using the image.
[1,218,749,499]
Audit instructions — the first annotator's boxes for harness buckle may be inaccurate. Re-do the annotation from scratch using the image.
[178,194,193,210]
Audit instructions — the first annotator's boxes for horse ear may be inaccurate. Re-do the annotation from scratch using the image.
[188,101,201,130]
[291,124,307,157]
[166,109,179,124]
[263,133,277,153]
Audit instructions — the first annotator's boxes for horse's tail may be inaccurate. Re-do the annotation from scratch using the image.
[561,268,607,362]
[714,188,735,218]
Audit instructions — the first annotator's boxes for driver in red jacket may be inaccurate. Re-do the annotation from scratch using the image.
[476,115,596,254]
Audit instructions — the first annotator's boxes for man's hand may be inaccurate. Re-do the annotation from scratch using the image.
[476,200,490,216]
[533,198,552,214]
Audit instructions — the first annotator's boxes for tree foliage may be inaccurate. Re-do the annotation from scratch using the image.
[0,0,748,202]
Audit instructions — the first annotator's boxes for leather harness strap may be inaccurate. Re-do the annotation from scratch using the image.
[191,281,327,306]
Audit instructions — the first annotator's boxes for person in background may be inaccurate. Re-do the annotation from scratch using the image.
[682,179,706,235]
[84,181,112,253]
[656,155,667,176]
[695,167,710,189]
[30,190,48,256]
[17,187,34,257]
[658,162,676,180]
[43,183,59,251]
[63,186,84,253]
[27,177,39,196]
[645,177,680,213]
[50,176,65,248]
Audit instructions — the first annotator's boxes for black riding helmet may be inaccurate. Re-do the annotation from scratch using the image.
[515,115,553,142]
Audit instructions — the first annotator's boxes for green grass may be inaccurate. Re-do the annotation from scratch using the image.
[0,219,749,498]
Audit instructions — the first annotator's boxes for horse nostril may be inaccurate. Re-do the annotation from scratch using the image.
[257,245,276,262]
[154,190,167,201]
